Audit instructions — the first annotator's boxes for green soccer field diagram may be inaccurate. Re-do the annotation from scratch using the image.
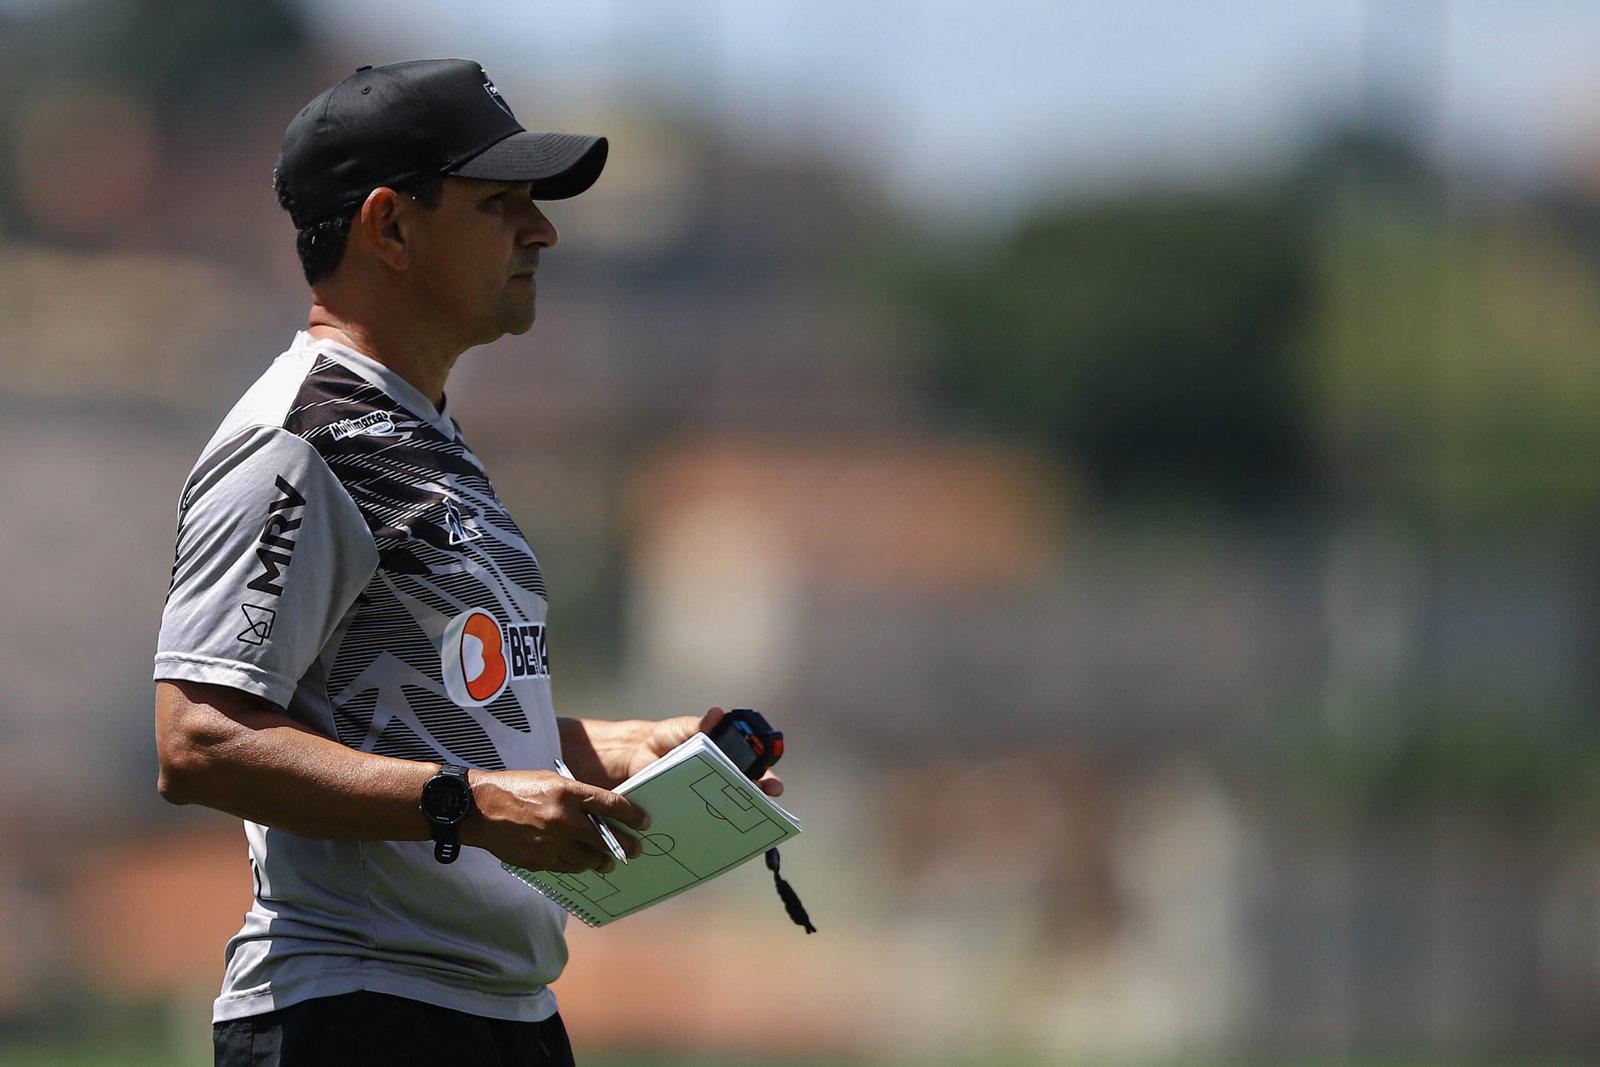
[541,753,795,921]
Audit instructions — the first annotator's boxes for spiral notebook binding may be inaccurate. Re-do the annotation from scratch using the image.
[503,863,604,927]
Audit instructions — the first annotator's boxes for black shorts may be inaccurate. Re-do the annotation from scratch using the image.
[212,991,577,1067]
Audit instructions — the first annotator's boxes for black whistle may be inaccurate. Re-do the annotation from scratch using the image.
[709,708,815,933]
[708,707,784,780]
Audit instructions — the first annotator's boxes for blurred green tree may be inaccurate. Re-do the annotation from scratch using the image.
[1306,155,1600,527]
[882,187,1318,511]
[0,0,307,120]
[876,129,1600,528]
[67,0,307,107]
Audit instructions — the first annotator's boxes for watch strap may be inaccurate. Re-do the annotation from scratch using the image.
[422,763,472,865]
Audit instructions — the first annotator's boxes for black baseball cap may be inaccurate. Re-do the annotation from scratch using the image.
[275,59,607,227]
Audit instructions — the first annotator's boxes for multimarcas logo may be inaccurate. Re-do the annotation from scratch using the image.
[441,608,548,706]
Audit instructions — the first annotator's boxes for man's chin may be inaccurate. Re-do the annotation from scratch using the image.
[501,305,537,337]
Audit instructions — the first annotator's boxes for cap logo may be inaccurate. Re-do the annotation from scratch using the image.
[483,77,514,118]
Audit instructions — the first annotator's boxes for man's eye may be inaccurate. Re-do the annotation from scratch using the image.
[485,188,531,209]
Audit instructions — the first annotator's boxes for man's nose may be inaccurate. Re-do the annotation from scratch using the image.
[521,204,559,248]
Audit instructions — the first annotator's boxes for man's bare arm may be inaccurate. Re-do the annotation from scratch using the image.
[155,679,646,872]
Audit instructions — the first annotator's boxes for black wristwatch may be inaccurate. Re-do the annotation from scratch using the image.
[420,764,474,864]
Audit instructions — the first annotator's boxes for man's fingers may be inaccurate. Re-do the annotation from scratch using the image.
[581,841,617,875]
[551,773,647,831]
[698,706,728,734]
[578,786,650,832]
[605,824,643,859]
[480,770,648,873]
[574,810,641,861]
[555,841,614,875]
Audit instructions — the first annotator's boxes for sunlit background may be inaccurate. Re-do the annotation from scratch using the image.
[6,0,1600,1064]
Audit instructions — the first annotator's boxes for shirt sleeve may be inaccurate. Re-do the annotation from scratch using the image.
[154,424,380,709]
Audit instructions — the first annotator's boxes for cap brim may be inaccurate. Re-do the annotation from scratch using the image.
[451,131,607,200]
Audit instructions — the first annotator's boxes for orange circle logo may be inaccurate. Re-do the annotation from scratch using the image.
[442,608,509,706]
[460,610,507,701]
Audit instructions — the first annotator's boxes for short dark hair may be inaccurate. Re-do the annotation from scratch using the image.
[275,173,445,286]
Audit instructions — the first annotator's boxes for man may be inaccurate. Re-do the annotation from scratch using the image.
[153,59,780,1066]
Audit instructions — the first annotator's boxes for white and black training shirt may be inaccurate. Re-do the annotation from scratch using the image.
[155,332,567,1024]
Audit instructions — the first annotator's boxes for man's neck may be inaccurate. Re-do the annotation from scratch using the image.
[305,311,457,408]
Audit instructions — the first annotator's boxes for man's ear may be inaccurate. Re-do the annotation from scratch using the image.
[355,187,411,271]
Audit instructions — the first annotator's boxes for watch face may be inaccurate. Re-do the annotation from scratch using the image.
[422,773,472,824]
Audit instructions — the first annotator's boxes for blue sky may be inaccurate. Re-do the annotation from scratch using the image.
[279,1,1600,219]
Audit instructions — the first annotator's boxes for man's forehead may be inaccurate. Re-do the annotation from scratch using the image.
[445,176,534,194]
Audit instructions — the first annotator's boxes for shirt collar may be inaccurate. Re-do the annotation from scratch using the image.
[293,331,456,437]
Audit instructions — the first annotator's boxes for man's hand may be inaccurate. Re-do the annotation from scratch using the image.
[557,708,786,797]
[622,707,786,798]
[461,769,648,875]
